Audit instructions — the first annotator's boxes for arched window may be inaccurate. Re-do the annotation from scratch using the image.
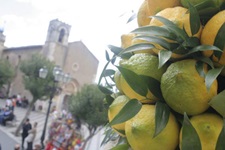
[58,29,65,43]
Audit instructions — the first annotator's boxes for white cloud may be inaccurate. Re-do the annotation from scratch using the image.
[16,0,31,3]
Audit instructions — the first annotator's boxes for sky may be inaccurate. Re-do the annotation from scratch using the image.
[0,0,142,82]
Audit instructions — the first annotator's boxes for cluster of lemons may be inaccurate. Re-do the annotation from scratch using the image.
[105,0,225,149]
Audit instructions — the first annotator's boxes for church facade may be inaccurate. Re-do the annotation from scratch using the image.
[0,19,99,111]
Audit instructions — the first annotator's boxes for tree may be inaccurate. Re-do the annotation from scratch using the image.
[15,54,55,136]
[0,58,15,96]
[68,84,108,149]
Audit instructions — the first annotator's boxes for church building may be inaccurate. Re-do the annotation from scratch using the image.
[0,19,99,111]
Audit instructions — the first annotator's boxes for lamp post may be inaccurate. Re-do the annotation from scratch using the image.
[39,66,71,149]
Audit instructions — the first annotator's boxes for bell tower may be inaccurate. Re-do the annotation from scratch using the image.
[42,19,71,66]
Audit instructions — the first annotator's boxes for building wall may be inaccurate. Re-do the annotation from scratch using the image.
[64,41,99,87]
[1,46,42,100]
[0,19,99,112]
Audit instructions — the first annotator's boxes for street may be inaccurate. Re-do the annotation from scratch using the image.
[0,129,18,150]
[0,99,52,149]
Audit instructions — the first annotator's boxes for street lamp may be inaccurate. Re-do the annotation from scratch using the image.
[39,66,71,149]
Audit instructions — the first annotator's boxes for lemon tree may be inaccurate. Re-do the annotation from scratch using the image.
[98,0,225,149]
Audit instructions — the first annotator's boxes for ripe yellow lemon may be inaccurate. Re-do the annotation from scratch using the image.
[125,105,180,150]
[150,6,202,38]
[108,95,130,136]
[161,59,218,115]
[119,53,168,103]
[114,69,123,93]
[201,10,225,66]
[180,113,223,150]
[131,38,155,54]
[137,0,181,27]
[147,0,181,19]
[137,0,151,27]
[149,6,203,59]
[121,33,136,49]
[121,33,155,54]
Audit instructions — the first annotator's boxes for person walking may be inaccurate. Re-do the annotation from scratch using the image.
[26,122,38,150]
[11,95,17,112]
[5,97,12,110]
[21,118,32,149]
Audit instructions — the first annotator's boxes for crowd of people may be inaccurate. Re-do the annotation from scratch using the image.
[0,106,14,126]
[0,93,40,150]
[6,94,29,109]
[45,110,83,150]
[0,93,29,126]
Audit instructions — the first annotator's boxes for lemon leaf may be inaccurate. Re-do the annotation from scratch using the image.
[134,35,177,50]
[111,144,130,150]
[181,113,202,150]
[216,118,225,150]
[151,16,189,41]
[98,61,110,85]
[187,45,223,55]
[195,61,205,78]
[108,45,132,60]
[188,1,201,35]
[196,57,214,69]
[154,101,170,137]
[209,90,225,117]
[108,45,123,55]
[114,128,126,136]
[194,0,217,12]
[205,67,224,91]
[117,66,148,97]
[127,12,137,24]
[120,43,155,55]
[103,69,115,77]
[105,50,110,61]
[131,26,176,40]
[158,50,172,69]
[98,85,113,95]
[184,37,200,47]
[166,24,189,42]
[101,126,118,146]
[109,99,142,126]
[107,45,132,59]
[140,75,164,100]
[214,22,225,59]
[117,136,129,145]
[105,95,115,106]
[172,46,189,55]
